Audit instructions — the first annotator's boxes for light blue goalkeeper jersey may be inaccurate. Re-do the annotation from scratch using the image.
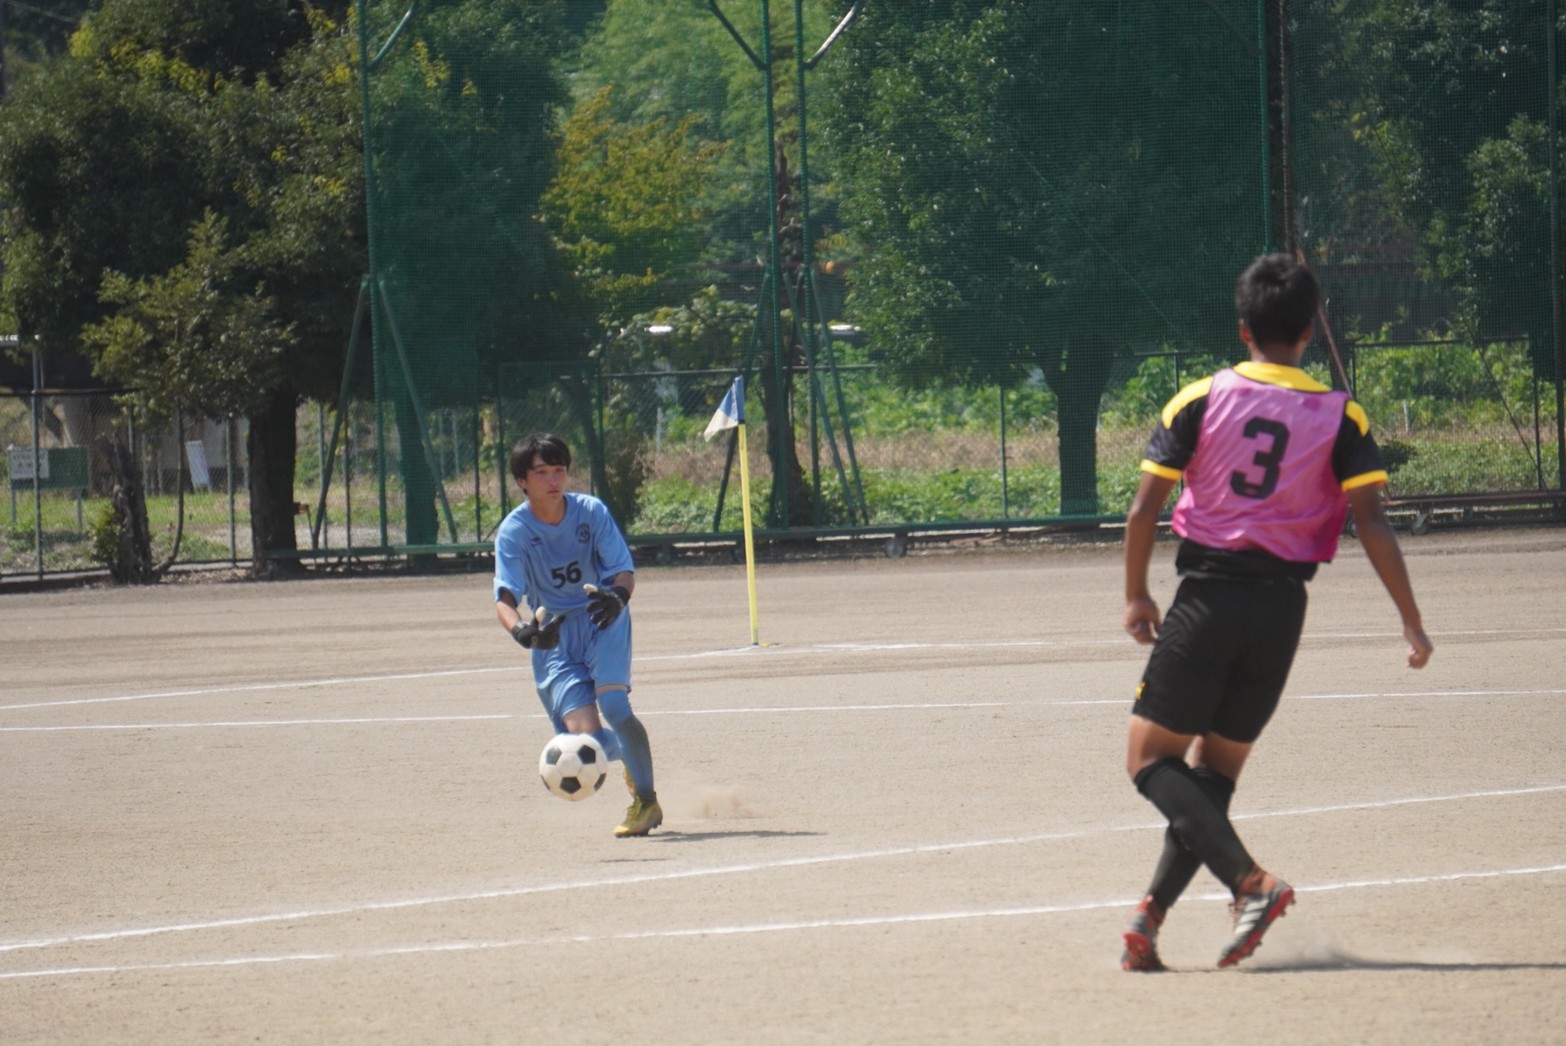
[492,492,634,615]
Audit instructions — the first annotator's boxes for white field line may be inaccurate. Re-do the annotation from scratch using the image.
[2,625,1562,714]
[1,783,1560,964]
[1,689,1561,732]
[1,861,1561,982]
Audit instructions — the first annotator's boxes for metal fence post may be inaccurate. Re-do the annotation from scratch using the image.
[30,344,42,579]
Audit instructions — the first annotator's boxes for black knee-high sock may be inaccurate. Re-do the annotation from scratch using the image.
[1145,766,1235,912]
[1134,757,1252,892]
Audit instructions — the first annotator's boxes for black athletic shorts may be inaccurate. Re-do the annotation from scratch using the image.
[1131,575,1308,743]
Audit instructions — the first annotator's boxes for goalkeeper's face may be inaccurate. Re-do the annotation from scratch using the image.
[519,463,570,514]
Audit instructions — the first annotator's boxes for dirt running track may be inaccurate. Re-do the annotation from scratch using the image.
[2,526,1563,1045]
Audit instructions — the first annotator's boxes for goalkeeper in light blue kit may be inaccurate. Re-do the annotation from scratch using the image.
[493,432,662,837]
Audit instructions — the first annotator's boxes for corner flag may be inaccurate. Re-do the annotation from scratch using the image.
[703,376,762,645]
[703,376,744,440]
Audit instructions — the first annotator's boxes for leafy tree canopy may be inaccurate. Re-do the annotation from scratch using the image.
[362,0,580,400]
[83,210,292,420]
[543,85,727,323]
[820,1,1266,388]
[568,0,840,267]
[1332,0,1558,362]
[0,0,365,568]
[816,1,1269,512]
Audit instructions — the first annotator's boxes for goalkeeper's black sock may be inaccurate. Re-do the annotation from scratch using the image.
[1134,757,1251,892]
[1145,766,1235,912]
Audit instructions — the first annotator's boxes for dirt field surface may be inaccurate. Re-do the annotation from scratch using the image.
[2,526,1563,1045]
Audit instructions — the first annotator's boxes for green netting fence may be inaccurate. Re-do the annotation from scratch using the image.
[5,2,1562,578]
[316,0,1561,562]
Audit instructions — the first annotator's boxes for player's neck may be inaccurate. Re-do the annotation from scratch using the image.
[1244,328,1310,367]
[527,494,567,525]
[1248,348,1304,368]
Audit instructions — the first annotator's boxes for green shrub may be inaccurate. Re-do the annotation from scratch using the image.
[87,501,122,570]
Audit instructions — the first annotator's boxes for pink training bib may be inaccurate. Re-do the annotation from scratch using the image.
[1171,368,1352,563]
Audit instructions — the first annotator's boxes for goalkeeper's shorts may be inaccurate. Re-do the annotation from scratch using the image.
[532,609,633,719]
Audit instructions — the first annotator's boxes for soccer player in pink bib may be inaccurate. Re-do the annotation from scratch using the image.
[1119,253,1433,971]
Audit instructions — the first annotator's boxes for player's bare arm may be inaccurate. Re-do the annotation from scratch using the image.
[1123,472,1176,644]
[1347,484,1434,669]
[495,588,524,632]
[606,570,634,600]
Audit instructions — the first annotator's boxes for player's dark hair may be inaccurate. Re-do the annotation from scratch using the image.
[1234,253,1320,348]
[510,432,571,479]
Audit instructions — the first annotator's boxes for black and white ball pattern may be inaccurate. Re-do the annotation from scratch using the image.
[538,733,609,800]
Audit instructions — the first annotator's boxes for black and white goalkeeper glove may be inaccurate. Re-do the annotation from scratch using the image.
[583,583,630,629]
[511,606,565,649]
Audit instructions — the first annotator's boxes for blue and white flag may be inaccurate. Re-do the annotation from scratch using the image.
[703,376,745,441]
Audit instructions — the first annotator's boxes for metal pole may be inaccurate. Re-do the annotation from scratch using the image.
[759,0,789,528]
[1257,0,1273,252]
[793,0,821,522]
[497,369,508,520]
[357,0,391,547]
[1276,0,1293,252]
[228,417,237,564]
[472,395,481,540]
[345,405,354,553]
[999,385,1010,519]
[317,401,326,526]
[30,344,42,578]
[1549,0,1564,488]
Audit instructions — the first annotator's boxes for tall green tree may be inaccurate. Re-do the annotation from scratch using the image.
[566,0,842,526]
[83,211,294,574]
[0,0,363,575]
[569,0,836,265]
[85,212,291,423]
[359,0,577,545]
[539,81,727,521]
[542,85,726,325]
[1327,0,1560,372]
[819,1,1268,514]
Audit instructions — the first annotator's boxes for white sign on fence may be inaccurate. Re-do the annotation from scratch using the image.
[185,440,212,491]
[6,445,49,481]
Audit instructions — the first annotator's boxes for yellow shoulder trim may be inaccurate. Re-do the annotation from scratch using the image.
[1141,459,1183,481]
[1344,399,1371,435]
[1233,360,1330,392]
[1161,376,1213,428]
[1342,470,1388,492]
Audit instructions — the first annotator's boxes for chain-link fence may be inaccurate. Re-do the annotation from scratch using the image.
[296,336,1560,553]
[0,392,250,578]
[4,335,1559,580]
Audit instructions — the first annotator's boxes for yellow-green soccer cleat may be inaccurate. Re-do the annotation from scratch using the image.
[614,796,664,838]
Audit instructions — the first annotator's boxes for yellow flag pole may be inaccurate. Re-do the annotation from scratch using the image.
[735,421,760,645]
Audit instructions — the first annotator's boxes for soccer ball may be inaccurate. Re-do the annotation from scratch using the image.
[538,733,608,801]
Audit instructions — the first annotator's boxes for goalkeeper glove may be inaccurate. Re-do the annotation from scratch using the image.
[511,606,565,649]
[583,583,631,629]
